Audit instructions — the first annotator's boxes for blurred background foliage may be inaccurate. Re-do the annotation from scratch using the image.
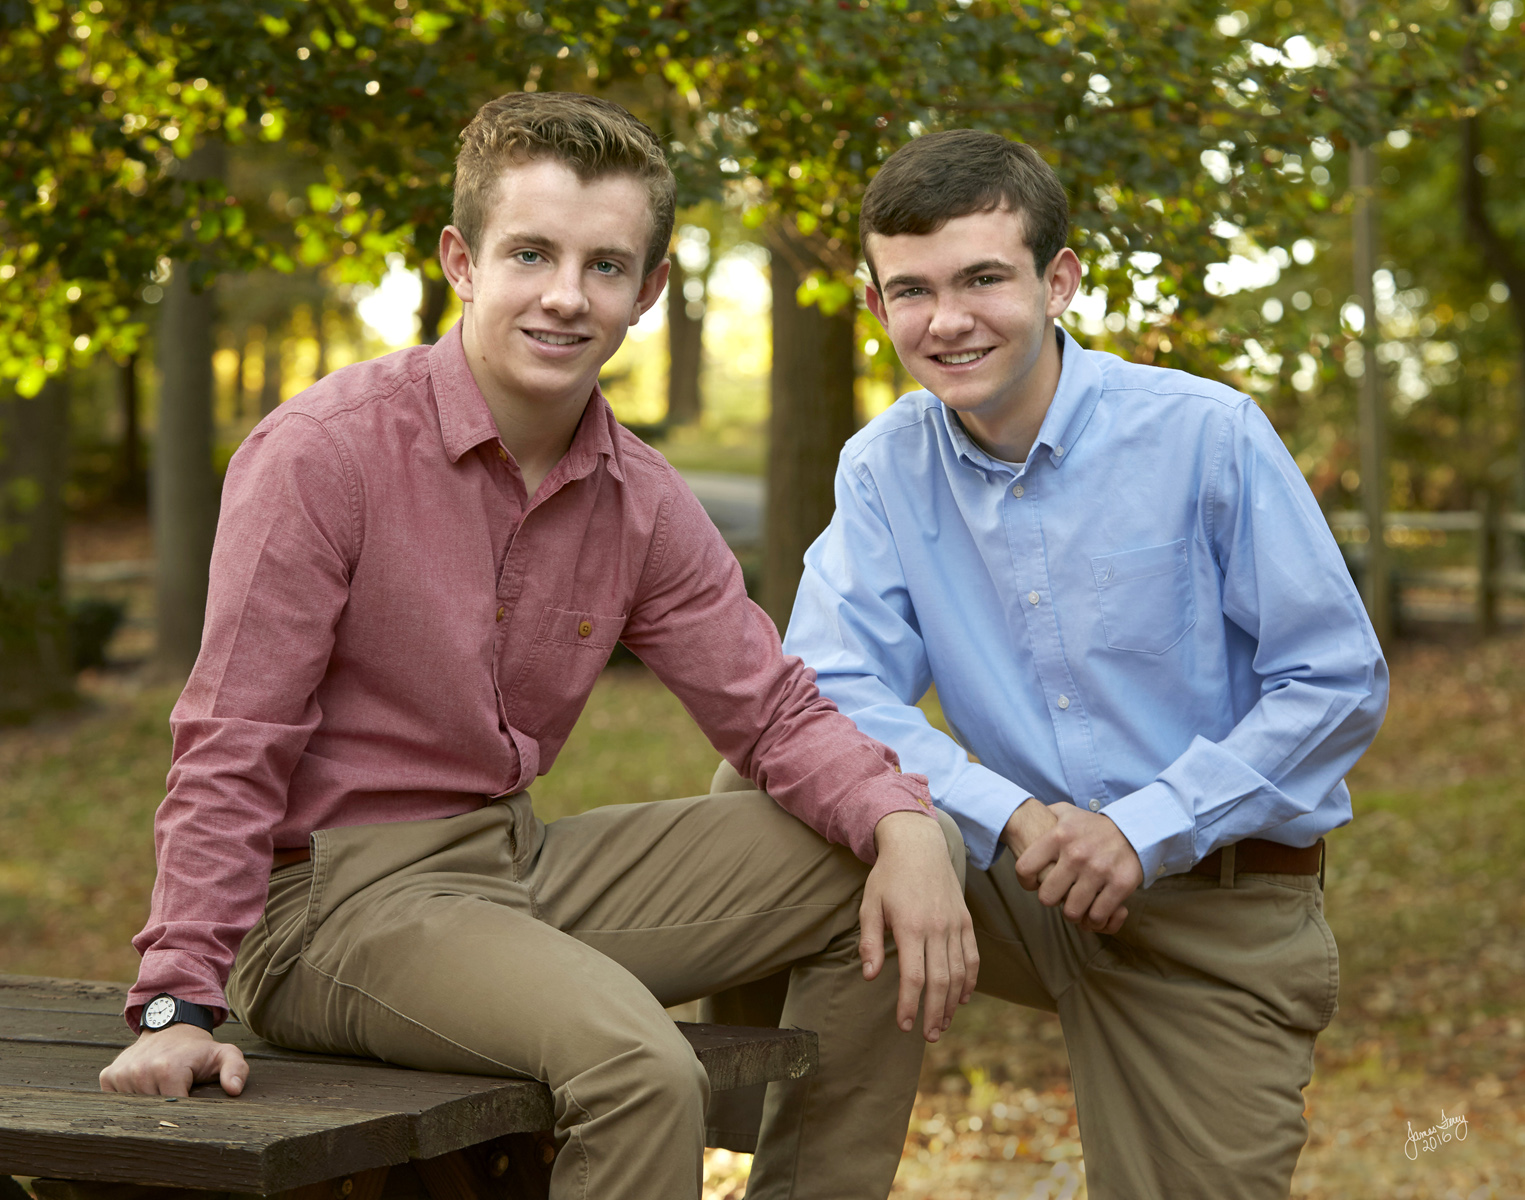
[0,0,1522,705]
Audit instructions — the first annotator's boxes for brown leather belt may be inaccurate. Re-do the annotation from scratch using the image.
[1188,838,1323,881]
[272,846,312,870]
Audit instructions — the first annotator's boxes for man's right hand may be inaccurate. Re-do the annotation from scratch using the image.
[100,1024,248,1097]
[1002,797,1133,934]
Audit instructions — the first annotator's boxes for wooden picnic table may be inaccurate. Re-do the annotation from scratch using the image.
[0,975,815,1199]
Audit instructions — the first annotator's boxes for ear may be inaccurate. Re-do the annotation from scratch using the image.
[631,258,671,326]
[440,225,476,303]
[864,282,889,329]
[1044,247,1083,320]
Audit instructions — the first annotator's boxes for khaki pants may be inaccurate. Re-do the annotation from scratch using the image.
[228,788,952,1200]
[705,767,1340,1200]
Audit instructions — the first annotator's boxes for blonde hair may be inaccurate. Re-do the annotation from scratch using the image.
[453,92,676,277]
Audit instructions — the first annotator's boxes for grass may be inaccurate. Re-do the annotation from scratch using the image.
[4,638,1524,1198]
[653,421,767,477]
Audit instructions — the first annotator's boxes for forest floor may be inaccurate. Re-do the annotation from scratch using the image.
[3,624,1522,1198]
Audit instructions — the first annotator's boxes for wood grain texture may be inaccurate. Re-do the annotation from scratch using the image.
[1,975,817,1193]
[0,1086,408,1191]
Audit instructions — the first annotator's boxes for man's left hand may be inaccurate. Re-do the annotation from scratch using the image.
[860,811,978,1043]
[1014,805,1143,936]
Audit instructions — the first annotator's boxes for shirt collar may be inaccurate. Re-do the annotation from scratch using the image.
[938,324,1104,474]
[427,321,624,483]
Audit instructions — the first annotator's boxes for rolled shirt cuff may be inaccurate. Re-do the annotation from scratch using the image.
[836,772,939,864]
[126,949,231,1034]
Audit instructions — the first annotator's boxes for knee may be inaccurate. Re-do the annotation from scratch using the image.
[645,1028,710,1107]
[594,1025,708,1126]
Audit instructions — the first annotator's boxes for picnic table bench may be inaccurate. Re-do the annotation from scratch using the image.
[0,975,814,1199]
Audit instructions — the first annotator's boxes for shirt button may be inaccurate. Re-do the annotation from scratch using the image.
[497,446,508,461]
[578,620,593,638]
[1054,445,1066,457]
[1011,484,1024,498]
[1028,591,1040,605]
[495,606,505,622]
[1057,695,1070,710]
[1088,798,1101,812]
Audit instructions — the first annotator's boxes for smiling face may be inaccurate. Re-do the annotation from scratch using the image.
[440,156,668,424]
[864,208,1081,460]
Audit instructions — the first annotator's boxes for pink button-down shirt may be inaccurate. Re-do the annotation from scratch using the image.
[128,324,933,1022]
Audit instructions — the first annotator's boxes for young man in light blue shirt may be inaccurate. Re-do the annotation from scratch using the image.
[778,130,1388,1198]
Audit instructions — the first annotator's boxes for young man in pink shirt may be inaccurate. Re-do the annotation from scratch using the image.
[99,93,976,1200]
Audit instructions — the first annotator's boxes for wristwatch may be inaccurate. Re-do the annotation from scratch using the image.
[141,993,216,1035]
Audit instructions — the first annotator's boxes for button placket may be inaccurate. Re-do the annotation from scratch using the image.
[1003,473,1108,817]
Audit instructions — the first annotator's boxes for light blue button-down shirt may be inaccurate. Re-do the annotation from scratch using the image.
[784,326,1388,879]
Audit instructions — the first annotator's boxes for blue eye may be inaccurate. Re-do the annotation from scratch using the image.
[592,260,619,274]
[516,250,543,264]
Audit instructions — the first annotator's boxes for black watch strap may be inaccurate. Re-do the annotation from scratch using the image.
[141,993,216,1034]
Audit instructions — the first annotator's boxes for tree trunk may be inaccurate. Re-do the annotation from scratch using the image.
[418,275,451,345]
[666,259,704,426]
[118,353,144,502]
[0,378,73,716]
[761,226,857,631]
[153,138,224,676]
[259,324,283,417]
[1459,112,1525,559]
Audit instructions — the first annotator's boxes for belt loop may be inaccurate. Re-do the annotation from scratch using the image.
[1219,842,1237,889]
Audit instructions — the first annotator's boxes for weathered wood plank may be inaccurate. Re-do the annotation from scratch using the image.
[0,1044,557,1157]
[0,1087,409,1191]
[678,1022,817,1092]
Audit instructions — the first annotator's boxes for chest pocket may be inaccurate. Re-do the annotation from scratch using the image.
[1091,539,1196,655]
[506,605,627,741]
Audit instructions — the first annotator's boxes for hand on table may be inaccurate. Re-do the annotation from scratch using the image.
[1001,797,1143,936]
[100,1023,248,1097]
[860,810,979,1043]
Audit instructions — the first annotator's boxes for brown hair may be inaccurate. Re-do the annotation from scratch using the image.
[453,92,676,277]
[860,130,1069,286]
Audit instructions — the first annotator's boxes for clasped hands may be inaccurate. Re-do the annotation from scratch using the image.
[1003,797,1144,936]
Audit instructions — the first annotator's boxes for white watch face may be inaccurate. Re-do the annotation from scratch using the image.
[144,996,177,1029]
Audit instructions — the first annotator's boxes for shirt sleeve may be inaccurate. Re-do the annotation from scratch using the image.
[782,455,1036,872]
[619,470,937,864]
[126,413,357,1028]
[1101,400,1390,882]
